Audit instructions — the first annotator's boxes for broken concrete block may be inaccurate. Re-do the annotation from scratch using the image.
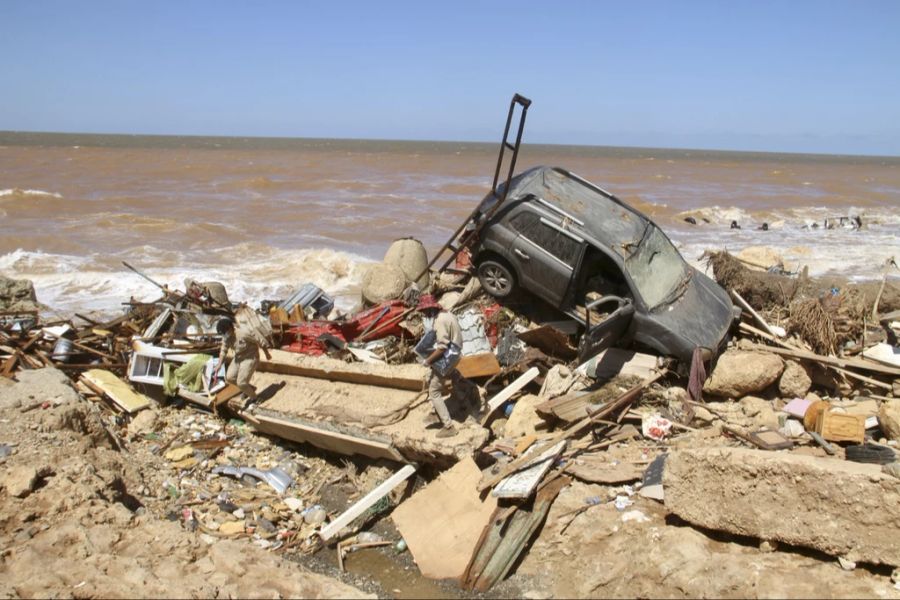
[778,360,811,399]
[664,447,900,566]
[879,399,900,441]
[505,394,544,439]
[703,350,784,398]
[128,409,159,437]
[383,238,430,290]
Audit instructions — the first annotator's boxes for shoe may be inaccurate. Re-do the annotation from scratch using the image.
[436,425,458,438]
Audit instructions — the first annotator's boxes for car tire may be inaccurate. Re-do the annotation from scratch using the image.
[477,259,516,299]
[845,442,897,465]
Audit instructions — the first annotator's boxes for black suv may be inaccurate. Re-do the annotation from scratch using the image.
[471,166,737,363]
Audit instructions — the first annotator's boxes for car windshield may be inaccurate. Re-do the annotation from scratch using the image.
[624,225,689,309]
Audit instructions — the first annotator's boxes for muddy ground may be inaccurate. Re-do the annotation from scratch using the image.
[1,367,899,599]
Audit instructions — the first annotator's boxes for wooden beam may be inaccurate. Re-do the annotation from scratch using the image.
[318,463,417,541]
[480,367,539,424]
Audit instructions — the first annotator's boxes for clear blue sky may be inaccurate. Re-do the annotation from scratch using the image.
[2,1,899,155]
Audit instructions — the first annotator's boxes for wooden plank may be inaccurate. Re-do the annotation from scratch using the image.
[461,475,570,592]
[392,458,498,581]
[456,353,502,379]
[319,463,417,541]
[259,349,426,391]
[492,440,565,499]
[251,412,406,463]
[731,289,785,338]
[81,369,151,413]
[480,367,539,424]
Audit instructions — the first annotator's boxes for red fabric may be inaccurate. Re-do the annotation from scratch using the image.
[342,300,408,341]
[282,321,346,356]
[481,303,502,347]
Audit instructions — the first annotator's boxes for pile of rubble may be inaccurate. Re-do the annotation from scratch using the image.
[3,231,900,596]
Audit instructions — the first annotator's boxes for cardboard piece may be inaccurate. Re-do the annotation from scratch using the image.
[392,458,498,581]
[577,347,657,380]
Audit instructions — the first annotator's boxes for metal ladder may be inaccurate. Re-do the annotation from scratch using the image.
[416,93,532,280]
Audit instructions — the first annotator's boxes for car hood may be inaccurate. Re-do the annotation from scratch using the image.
[632,268,735,363]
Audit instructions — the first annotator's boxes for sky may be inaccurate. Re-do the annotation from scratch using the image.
[1,0,899,156]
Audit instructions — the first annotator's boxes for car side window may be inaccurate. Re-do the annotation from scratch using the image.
[509,211,580,266]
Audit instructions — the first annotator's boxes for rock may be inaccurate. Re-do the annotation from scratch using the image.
[703,350,784,398]
[489,417,507,438]
[0,367,80,410]
[218,521,246,536]
[778,360,811,398]
[736,246,784,272]
[880,400,900,441]
[539,365,582,399]
[739,396,780,429]
[504,394,544,438]
[0,275,38,312]
[691,406,716,424]
[2,465,52,498]
[127,409,159,437]
[284,497,303,512]
[664,447,900,566]
[884,463,900,480]
[438,292,461,310]
[361,263,406,305]
[383,238,430,290]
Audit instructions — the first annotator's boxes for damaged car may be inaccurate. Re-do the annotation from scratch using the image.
[470,165,739,363]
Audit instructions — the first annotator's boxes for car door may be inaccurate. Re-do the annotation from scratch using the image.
[508,211,582,307]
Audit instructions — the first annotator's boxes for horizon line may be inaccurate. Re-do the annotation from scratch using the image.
[1,129,898,161]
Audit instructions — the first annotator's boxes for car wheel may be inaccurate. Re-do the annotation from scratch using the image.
[477,260,516,299]
[845,443,896,465]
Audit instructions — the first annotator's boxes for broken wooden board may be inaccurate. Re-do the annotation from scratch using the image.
[259,349,426,391]
[251,411,406,462]
[81,369,151,413]
[456,353,502,379]
[577,347,658,380]
[516,326,577,360]
[392,458,498,581]
[492,440,566,499]
[567,454,644,484]
[461,476,570,592]
[480,367,540,424]
[319,463,417,541]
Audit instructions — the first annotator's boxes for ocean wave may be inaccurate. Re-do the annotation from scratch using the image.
[0,188,63,199]
[0,245,373,318]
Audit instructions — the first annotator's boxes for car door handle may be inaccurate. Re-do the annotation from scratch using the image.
[514,249,530,260]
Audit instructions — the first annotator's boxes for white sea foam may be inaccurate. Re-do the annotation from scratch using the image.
[0,246,374,318]
[0,188,63,199]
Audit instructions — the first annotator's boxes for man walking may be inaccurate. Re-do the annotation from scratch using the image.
[217,316,271,408]
[417,296,478,438]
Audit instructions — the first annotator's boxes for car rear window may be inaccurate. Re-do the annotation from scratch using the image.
[510,212,580,266]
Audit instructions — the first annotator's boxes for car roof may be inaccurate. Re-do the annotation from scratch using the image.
[494,166,649,258]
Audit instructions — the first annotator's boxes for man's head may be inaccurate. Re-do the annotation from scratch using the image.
[216,318,235,335]
[417,295,441,317]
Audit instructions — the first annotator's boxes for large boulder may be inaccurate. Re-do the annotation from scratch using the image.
[360,263,406,305]
[880,399,900,441]
[384,238,430,290]
[778,360,812,398]
[504,394,544,438]
[0,275,38,312]
[703,350,784,398]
